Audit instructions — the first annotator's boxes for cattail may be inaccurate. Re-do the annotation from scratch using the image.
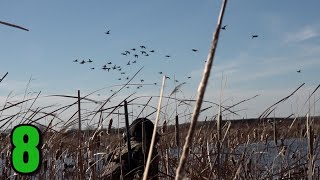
[175,115,180,156]
[108,118,113,134]
[162,120,167,134]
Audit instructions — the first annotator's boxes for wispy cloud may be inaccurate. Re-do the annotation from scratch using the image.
[285,25,319,43]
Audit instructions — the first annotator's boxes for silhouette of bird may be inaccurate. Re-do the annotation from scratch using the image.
[73,59,78,62]
[80,60,86,64]
[88,59,93,63]
[141,51,146,55]
[117,66,121,69]
[118,78,121,80]
[118,68,122,71]
[297,70,301,73]
[165,76,170,79]
[107,62,112,64]
[102,65,107,68]
[121,53,127,56]
[145,54,149,56]
[126,86,129,89]
[112,65,117,70]
[175,80,179,83]
[91,67,95,70]
[154,83,157,85]
[140,46,146,49]
[192,49,198,52]
[159,72,163,74]
[126,76,129,80]
[121,72,125,74]
[165,55,170,58]
[252,35,259,39]
[102,67,110,72]
[110,90,113,92]
[105,30,110,34]
[125,51,130,54]
[134,54,138,58]
[149,50,155,53]
[188,76,191,79]
[127,61,131,65]
[131,48,136,51]
[221,25,227,30]
[132,60,137,63]
[140,79,144,82]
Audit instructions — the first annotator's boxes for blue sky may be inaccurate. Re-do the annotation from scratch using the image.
[1,0,320,128]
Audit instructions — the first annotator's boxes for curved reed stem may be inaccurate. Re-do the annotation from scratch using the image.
[175,0,228,179]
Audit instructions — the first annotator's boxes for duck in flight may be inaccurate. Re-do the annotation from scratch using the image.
[141,51,146,55]
[73,59,78,62]
[88,59,93,63]
[134,54,138,58]
[159,72,163,74]
[125,51,130,54]
[221,25,227,30]
[297,70,301,73]
[192,49,198,52]
[188,76,191,79]
[149,50,155,53]
[252,35,259,39]
[80,60,86,64]
[107,62,112,64]
[121,53,127,56]
[140,79,144,82]
[165,55,170,58]
[132,60,137,64]
[127,61,131,65]
[131,48,136,51]
[140,46,146,49]
[105,30,110,34]
[91,67,95,70]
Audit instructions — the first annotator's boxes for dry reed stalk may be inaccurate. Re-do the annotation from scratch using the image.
[142,76,166,180]
[175,0,228,178]
[77,90,84,180]
[165,149,170,180]
[175,115,180,158]
[273,117,278,146]
[288,84,319,129]
[0,72,8,83]
[0,20,29,31]
[124,100,132,171]
[307,113,314,180]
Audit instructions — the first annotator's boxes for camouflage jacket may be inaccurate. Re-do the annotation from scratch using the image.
[102,139,159,180]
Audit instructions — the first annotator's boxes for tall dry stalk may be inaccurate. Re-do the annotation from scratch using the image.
[0,20,29,31]
[77,90,84,180]
[175,0,228,179]
[307,113,314,180]
[142,76,166,180]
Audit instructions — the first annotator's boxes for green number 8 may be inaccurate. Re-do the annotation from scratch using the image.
[11,124,41,174]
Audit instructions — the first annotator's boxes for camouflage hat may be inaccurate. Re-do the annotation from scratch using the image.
[123,118,159,143]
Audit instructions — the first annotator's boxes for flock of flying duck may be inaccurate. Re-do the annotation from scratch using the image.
[72,28,204,91]
[72,25,300,92]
